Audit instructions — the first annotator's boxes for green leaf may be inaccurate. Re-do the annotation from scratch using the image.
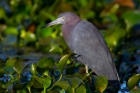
[24,32,36,42]
[32,80,43,88]
[58,54,71,73]
[37,57,55,69]
[75,85,86,93]
[43,70,50,77]
[67,77,83,89]
[26,81,33,93]
[0,7,6,19]
[14,83,24,90]
[0,68,7,75]
[34,76,51,93]
[4,80,14,92]
[78,0,87,7]
[6,57,18,67]
[66,86,75,93]
[13,59,27,77]
[102,13,118,23]
[47,90,60,93]
[80,73,90,81]
[130,89,140,93]
[54,80,69,90]
[127,74,140,90]
[30,63,37,75]
[21,30,36,43]
[49,46,63,54]
[17,89,27,93]
[85,11,95,19]
[94,76,108,93]
[3,66,15,74]
[121,10,140,28]
[34,76,51,89]
[39,27,53,37]
[104,27,126,46]
[4,27,18,36]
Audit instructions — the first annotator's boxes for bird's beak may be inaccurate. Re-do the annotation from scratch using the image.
[41,17,65,29]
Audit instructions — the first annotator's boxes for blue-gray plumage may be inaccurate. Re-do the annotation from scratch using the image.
[42,12,120,87]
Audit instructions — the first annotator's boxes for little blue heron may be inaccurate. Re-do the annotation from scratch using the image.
[42,12,120,87]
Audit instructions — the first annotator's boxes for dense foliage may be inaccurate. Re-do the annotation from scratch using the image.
[0,0,140,93]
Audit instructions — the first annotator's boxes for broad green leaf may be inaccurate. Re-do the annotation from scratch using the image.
[82,11,95,19]
[38,36,52,46]
[54,80,69,90]
[4,80,14,92]
[17,89,27,93]
[73,73,83,79]
[66,86,75,93]
[4,27,18,36]
[75,85,86,93]
[20,30,26,38]
[127,74,140,90]
[58,54,71,73]
[13,59,27,76]
[94,76,108,93]
[14,83,24,90]
[24,32,36,42]
[49,46,63,54]
[0,68,7,75]
[47,90,60,93]
[32,80,43,88]
[30,63,37,75]
[121,10,140,29]
[4,66,15,74]
[130,89,140,93]
[37,57,55,69]
[21,30,36,43]
[81,73,90,81]
[0,8,6,18]
[26,81,33,93]
[104,27,126,47]
[34,76,51,89]
[39,27,53,37]
[34,76,51,93]
[102,13,118,23]
[78,0,87,7]
[43,70,50,77]
[6,57,18,67]
[67,77,83,89]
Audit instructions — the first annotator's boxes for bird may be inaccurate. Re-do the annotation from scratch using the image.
[41,12,120,87]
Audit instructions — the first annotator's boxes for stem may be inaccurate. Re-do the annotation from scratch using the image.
[43,87,46,93]
[27,87,31,93]
[60,89,65,93]
[89,71,94,75]
[72,88,75,93]
[48,74,62,91]
[85,64,88,73]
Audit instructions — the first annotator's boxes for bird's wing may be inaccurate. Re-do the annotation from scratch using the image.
[71,21,119,80]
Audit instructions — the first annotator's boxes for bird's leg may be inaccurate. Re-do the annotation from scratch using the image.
[73,54,89,73]
[85,64,88,73]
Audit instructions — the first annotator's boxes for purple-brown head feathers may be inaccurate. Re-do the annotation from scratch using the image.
[41,12,81,28]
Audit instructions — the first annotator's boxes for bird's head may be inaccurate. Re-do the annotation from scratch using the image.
[41,12,81,28]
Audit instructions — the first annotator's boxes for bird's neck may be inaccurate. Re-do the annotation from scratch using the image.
[62,21,79,41]
[62,21,80,48]
[62,24,74,42]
